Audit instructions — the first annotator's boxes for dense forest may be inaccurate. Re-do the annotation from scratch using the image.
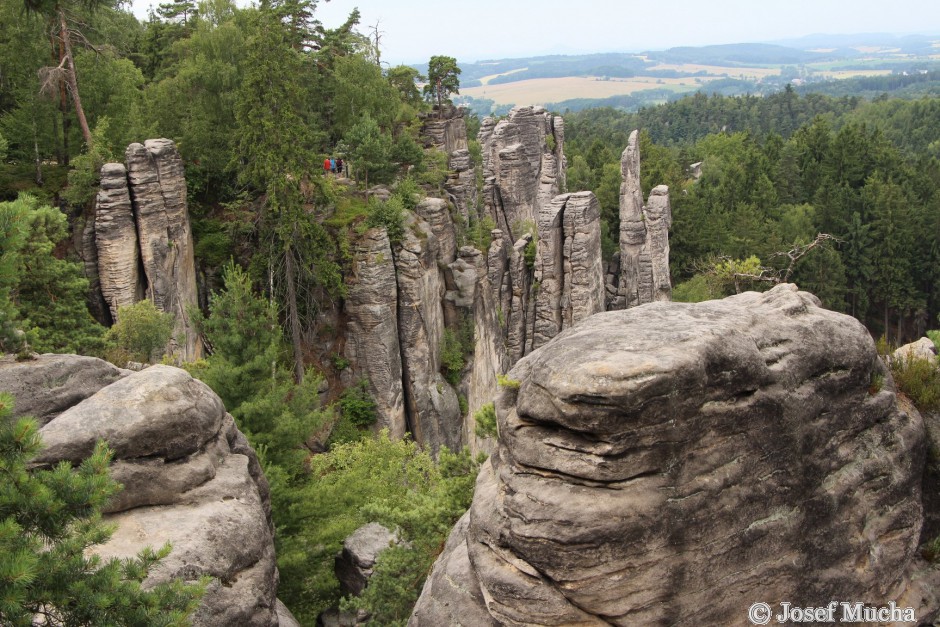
[565,89,940,342]
[2,0,940,622]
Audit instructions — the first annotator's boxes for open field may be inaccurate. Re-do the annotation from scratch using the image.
[461,75,713,106]
[646,63,781,79]
[811,69,894,79]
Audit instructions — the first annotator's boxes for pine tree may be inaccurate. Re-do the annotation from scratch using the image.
[3,194,107,355]
[0,393,205,626]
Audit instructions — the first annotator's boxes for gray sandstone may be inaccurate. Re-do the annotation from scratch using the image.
[532,192,604,353]
[614,130,673,308]
[341,227,407,439]
[481,106,565,241]
[411,284,940,626]
[0,353,127,426]
[95,162,143,320]
[395,213,461,453]
[335,522,398,596]
[9,360,287,626]
[125,139,201,361]
[894,337,938,365]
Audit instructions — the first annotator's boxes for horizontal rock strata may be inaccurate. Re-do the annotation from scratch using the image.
[411,284,940,626]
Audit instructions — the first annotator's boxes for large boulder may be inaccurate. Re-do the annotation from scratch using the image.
[0,354,127,426]
[334,522,398,597]
[411,285,940,626]
[11,360,292,626]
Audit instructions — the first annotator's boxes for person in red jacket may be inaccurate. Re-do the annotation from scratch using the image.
[323,157,332,176]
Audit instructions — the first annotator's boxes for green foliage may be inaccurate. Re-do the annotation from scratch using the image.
[392,175,422,211]
[927,330,940,354]
[922,535,940,563]
[0,393,206,626]
[340,445,480,625]
[107,300,174,364]
[414,147,448,190]
[277,432,479,623]
[473,402,497,439]
[891,356,940,412]
[466,213,496,251]
[189,261,282,408]
[338,379,378,428]
[423,55,461,111]
[0,196,29,351]
[0,132,7,161]
[187,261,329,470]
[365,195,406,245]
[497,374,520,389]
[672,273,725,303]
[344,114,394,190]
[440,328,465,386]
[1,194,106,355]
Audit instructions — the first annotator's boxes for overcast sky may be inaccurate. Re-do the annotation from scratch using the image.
[131,0,940,65]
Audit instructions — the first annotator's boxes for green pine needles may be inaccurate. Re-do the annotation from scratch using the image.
[0,393,206,626]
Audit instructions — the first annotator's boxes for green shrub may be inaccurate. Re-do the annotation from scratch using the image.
[366,196,406,245]
[891,355,940,412]
[107,300,175,363]
[497,374,520,389]
[466,213,496,251]
[339,379,378,428]
[0,393,206,624]
[277,433,480,624]
[440,329,464,385]
[474,402,497,439]
[392,176,422,211]
[927,330,940,353]
[922,535,940,563]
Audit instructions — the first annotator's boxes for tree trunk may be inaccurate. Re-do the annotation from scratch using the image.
[884,302,890,345]
[58,10,92,148]
[32,120,43,186]
[284,239,304,385]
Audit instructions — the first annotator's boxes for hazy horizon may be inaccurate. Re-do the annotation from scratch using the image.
[128,0,940,66]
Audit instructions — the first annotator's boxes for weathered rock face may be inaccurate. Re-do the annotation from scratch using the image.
[894,337,938,365]
[420,106,476,222]
[125,139,201,361]
[610,130,672,309]
[481,106,565,241]
[95,162,143,321]
[93,139,202,362]
[531,191,605,352]
[341,228,407,439]
[484,191,604,367]
[411,285,940,626]
[0,354,127,427]
[12,361,291,626]
[395,214,461,453]
[334,522,397,597]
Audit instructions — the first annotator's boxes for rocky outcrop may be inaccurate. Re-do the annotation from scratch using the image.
[531,191,604,352]
[0,353,127,426]
[396,214,461,453]
[10,359,292,626]
[95,162,142,321]
[335,523,398,597]
[420,106,476,222]
[93,139,202,362]
[341,228,407,439]
[610,130,672,309]
[412,284,940,626]
[481,106,565,241]
[894,337,938,365]
[125,139,201,361]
